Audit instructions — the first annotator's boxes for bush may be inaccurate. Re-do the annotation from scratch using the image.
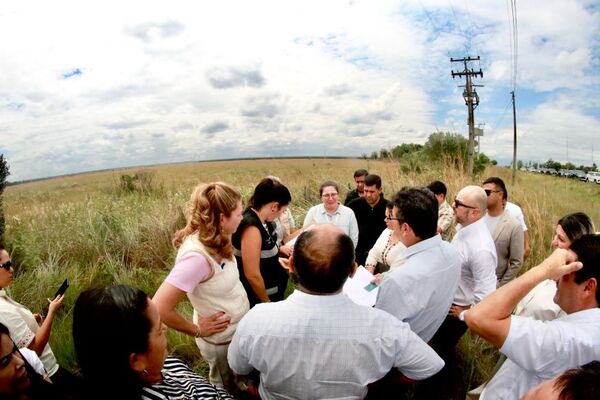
[0,154,10,239]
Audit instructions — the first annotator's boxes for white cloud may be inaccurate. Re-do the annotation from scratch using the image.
[0,0,598,180]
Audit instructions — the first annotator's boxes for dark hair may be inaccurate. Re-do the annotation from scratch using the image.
[293,229,355,293]
[0,323,57,400]
[248,177,292,209]
[569,234,600,306]
[364,174,382,189]
[353,169,368,178]
[482,176,508,200]
[555,361,600,400]
[392,187,438,239]
[558,213,595,243]
[319,181,339,196]
[73,285,151,399]
[427,180,447,196]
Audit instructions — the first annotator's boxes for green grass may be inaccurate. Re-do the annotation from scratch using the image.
[4,158,600,397]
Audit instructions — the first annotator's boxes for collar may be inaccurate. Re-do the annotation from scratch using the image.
[402,234,443,259]
[0,288,6,297]
[287,289,348,307]
[319,204,340,216]
[455,217,487,237]
[558,307,600,322]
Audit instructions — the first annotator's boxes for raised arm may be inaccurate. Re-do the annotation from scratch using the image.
[465,249,580,348]
[28,295,64,355]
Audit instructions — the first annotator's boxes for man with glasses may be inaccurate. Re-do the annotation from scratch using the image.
[421,185,498,398]
[374,187,461,343]
[347,174,389,266]
[482,177,524,287]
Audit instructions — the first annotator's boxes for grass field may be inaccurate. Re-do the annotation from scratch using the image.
[4,157,600,396]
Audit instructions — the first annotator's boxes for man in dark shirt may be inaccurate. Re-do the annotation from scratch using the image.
[344,169,368,206]
[347,174,388,266]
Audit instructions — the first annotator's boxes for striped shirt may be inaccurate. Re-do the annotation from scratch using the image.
[141,357,233,400]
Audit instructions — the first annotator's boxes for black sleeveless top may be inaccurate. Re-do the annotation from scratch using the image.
[232,208,289,306]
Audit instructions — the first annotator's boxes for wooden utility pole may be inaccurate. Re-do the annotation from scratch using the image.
[451,56,483,175]
[511,91,517,185]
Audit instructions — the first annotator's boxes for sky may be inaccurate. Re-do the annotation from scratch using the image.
[1,0,599,182]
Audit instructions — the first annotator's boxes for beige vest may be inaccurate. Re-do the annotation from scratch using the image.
[176,235,249,344]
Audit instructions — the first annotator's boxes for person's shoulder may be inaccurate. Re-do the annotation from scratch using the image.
[346,197,364,209]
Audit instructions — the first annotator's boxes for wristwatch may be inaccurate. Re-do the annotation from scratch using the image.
[458,310,467,322]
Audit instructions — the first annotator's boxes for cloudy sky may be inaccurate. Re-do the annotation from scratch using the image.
[1,0,598,181]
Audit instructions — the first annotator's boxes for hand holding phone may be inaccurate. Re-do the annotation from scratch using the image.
[41,279,69,318]
[53,278,70,299]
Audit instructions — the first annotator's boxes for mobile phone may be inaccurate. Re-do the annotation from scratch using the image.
[53,278,70,299]
[41,278,69,317]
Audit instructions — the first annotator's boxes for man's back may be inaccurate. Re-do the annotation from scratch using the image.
[375,235,461,342]
[228,290,443,400]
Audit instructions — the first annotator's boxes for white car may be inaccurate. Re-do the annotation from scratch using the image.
[585,171,600,183]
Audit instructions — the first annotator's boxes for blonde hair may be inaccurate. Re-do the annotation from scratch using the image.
[173,182,242,260]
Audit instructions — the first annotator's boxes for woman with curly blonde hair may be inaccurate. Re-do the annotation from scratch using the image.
[153,182,249,393]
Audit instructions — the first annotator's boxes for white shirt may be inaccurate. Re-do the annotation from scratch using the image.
[452,218,498,306]
[505,201,528,231]
[303,203,359,247]
[484,213,501,234]
[365,228,407,270]
[481,308,600,400]
[228,290,443,400]
[0,291,59,376]
[19,347,47,377]
[514,280,565,321]
[375,235,461,342]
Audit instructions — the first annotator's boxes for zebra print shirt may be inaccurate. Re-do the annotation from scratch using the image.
[141,357,234,400]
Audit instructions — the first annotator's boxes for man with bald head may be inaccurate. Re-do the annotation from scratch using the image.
[422,185,498,398]
[228,224,444,400]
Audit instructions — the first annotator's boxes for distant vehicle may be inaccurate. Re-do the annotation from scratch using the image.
[570,170,586,180]
[549,169,559,175]
[585,171,600,183]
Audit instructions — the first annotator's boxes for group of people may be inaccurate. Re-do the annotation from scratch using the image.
[0,169,599,400]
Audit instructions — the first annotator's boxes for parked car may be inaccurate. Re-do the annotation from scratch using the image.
[585,171,600,183]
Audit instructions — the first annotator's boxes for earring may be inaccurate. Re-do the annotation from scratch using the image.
[142,369,149,377]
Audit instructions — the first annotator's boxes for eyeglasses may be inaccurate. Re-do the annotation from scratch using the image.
[454,198,477,210]
[321,193,339,199]
[0,260,12,271]
[0,343,20,370]
[384,216,400,221]
[484,189,501,196]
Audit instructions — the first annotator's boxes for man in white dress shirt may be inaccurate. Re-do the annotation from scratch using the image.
[465,234,600,400]
[423,185,498,398]
[228,224,444,400]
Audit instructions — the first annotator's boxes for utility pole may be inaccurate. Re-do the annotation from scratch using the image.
[451,56,483,175]
[511,91,517,185]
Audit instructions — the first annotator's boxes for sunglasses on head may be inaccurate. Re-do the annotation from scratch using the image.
[454,198,477,210]
[0,260,12,271]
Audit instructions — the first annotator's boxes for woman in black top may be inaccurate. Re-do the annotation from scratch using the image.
[232,177,292,307]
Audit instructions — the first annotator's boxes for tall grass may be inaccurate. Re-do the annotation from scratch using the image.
[4,158,600,396]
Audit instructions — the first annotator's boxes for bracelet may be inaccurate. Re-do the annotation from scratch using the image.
[194,325,201,338]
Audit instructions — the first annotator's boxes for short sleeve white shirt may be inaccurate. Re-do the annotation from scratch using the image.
[228,290,443,400]
[505,201,528,231]
[481,308,600,400]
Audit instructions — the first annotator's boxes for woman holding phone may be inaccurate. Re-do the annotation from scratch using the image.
[0,246,81,398]
[153,182,249,394]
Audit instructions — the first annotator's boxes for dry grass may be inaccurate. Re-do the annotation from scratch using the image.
[4,158,600,395]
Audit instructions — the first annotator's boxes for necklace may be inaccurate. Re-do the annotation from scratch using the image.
[382,232,401,266]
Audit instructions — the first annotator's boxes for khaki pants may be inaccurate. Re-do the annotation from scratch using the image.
[195,338,235,393]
